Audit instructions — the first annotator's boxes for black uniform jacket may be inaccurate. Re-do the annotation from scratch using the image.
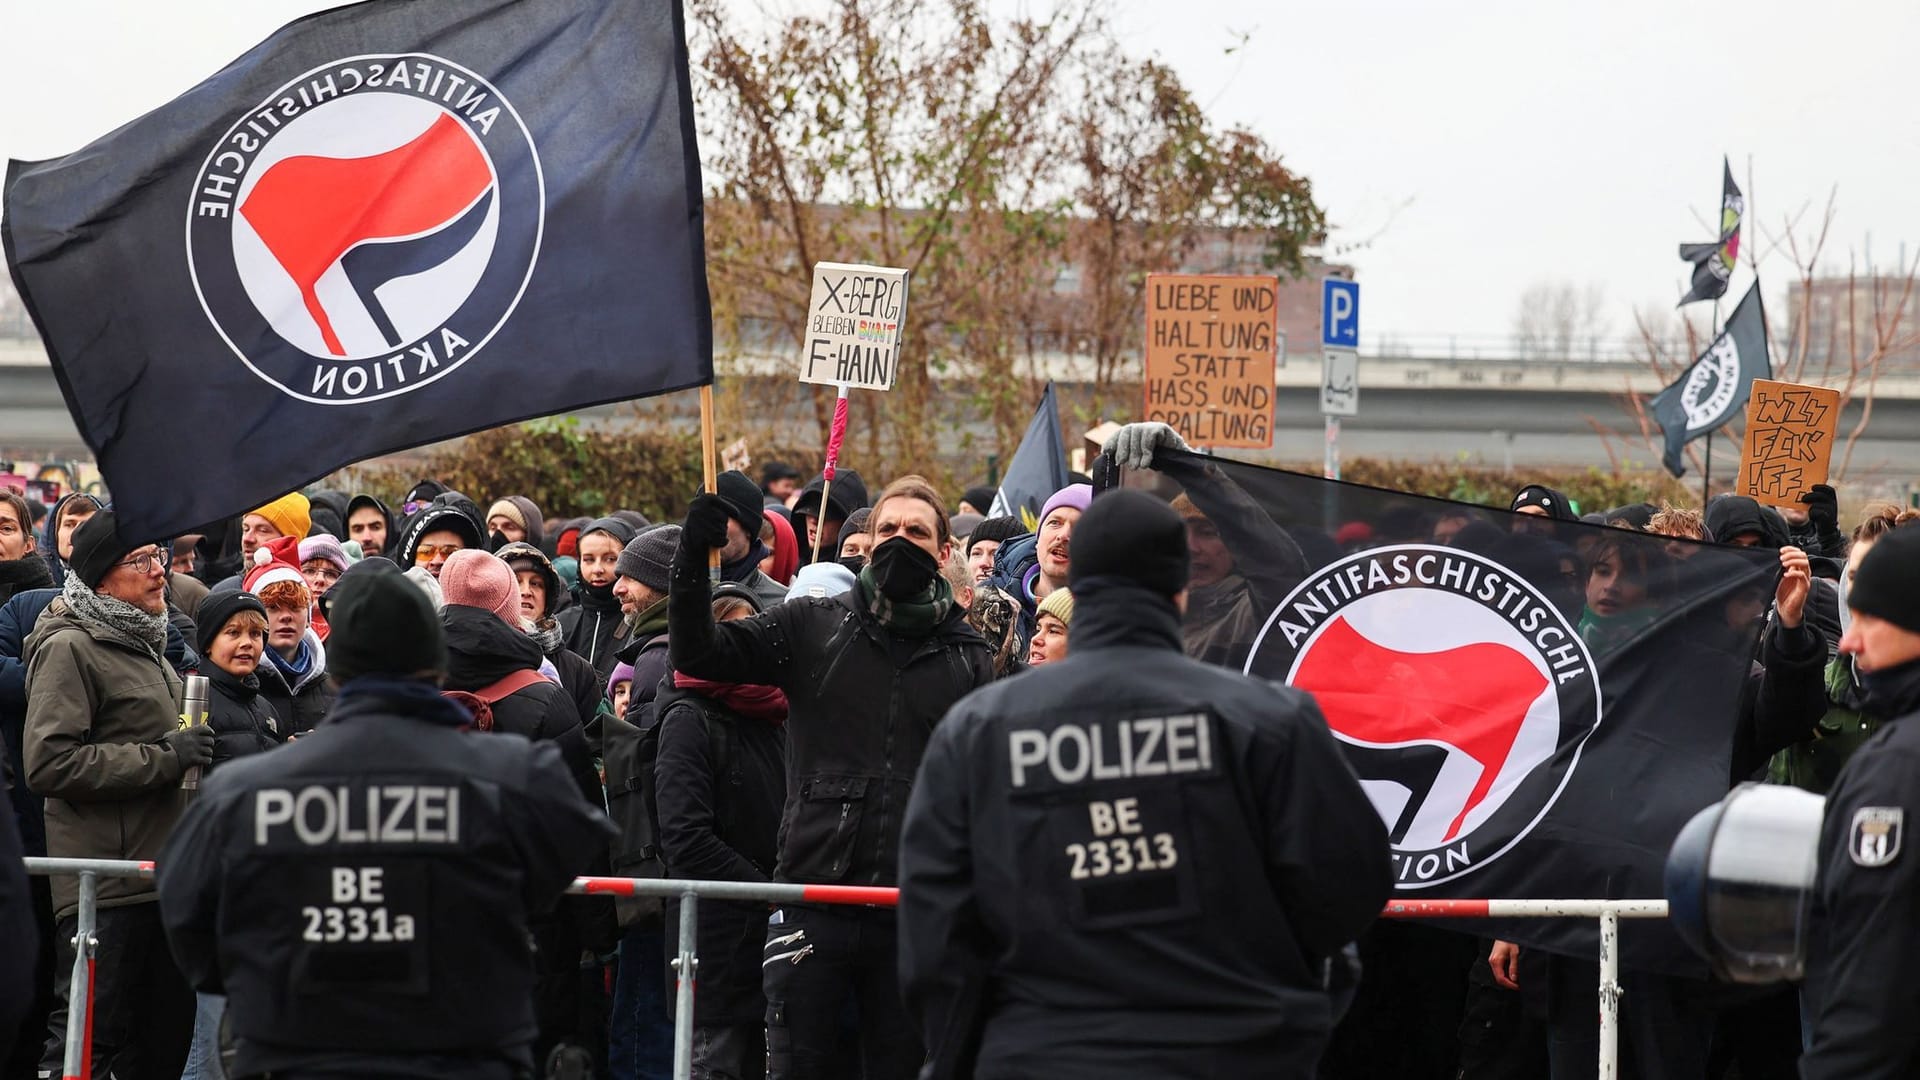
[155,679,613,1079]
[668,561,993,887]
[898,581,1393,1080]
[1803,658,1920,1079]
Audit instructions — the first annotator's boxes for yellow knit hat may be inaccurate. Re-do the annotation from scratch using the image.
[250,491,311,540]
[1036,587,1074,627]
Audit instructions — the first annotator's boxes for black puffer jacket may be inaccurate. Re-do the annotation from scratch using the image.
[669,550,994,886]
[203,665,284,769]
[655,681,787,1024]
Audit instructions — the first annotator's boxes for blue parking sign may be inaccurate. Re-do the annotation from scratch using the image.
[1322,279,1360,349]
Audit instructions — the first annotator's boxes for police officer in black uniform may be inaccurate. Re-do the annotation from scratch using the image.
[1802,523,1920,1078]
[157,560,613,1079]
[898,488,1392,1079]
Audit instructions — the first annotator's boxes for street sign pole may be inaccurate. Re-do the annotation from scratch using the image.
[1320,279,1360,482]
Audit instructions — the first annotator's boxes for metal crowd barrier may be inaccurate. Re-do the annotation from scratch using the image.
[25,857,1662,1080]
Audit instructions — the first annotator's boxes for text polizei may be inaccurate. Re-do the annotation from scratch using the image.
[255,785,461,846]
[1009,713,1214,789]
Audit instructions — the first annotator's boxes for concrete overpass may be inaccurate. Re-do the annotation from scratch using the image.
[7,332,1920,481]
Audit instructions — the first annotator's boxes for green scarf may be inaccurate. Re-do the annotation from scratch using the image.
[628,595,671,640]
[856,567,954,638]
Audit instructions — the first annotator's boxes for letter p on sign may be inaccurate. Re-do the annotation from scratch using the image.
[1322,279,1360,349]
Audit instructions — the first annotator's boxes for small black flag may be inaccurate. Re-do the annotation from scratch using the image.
[988,382,1071,529]
[1677,158,1743,307]
[1650,284,1771,477]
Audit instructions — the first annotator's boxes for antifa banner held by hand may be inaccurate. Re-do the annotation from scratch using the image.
[3,0,711,542]
[1649,283,1771,478]
[1141,449,1776,973]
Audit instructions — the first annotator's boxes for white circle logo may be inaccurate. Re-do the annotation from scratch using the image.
[187,55,543,404]
[1247,545,1602,887]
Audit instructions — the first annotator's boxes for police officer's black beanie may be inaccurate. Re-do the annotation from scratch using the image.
[1849,524,1920,636]
[1068,489,1190,598]
[326,559,448,681]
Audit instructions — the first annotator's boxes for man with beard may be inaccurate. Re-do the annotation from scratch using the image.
[987,484,1090,645]
[670,475,994,1079]
[24,511,208,1076]
[346,493,396,560]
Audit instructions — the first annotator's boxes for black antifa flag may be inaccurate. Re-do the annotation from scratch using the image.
[1143,450,1776,973]
[1649,284,1771,477]
[1677,158,1743,307]
[3,0,711,542]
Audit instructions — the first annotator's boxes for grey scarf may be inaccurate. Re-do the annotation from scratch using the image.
[528,617,565,656]
[60,573,168,657]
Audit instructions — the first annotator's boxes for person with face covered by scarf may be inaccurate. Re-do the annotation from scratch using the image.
[837,507,874,575]
[669,474,994,1080]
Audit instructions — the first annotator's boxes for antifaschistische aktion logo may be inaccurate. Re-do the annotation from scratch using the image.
[1248,544,1603,888]
[187,53,544,405]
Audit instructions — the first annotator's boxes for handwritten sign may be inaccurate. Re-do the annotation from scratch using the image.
[1736,379,1841,507]
[721,438,752,474]
[1143,274,1279,448]
[800,262,908,390]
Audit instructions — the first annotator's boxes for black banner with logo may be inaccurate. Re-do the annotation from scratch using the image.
[4,0,711,541]
[1147,450,1776,971]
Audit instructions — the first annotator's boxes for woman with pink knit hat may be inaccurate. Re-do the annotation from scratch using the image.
[434,548,612,1071]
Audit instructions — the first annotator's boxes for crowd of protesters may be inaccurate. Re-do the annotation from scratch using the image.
[0,418,1915,1079]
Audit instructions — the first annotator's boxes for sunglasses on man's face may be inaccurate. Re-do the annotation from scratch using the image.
[414,543,462,563]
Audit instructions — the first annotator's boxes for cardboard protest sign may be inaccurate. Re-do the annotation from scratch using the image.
[1143,274,1279,448]
[800,263,909,390]
[1736,379,1841,507]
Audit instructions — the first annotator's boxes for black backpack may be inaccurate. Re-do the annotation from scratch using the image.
[600,642,734,923]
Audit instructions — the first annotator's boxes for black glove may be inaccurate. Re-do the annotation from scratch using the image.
[164,725,215,768]
[1798,484,1839,530]
[680,493,732,556]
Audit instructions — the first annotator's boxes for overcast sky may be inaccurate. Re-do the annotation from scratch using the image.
[5,0,1917,347]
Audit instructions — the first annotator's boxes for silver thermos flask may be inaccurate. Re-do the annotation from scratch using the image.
[181,674,210,791]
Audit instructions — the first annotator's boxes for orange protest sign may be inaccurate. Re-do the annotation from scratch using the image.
[1736,379,1842,508]
[1143,274,1279,449]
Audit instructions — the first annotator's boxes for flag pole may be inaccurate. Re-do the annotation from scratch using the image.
[811,384,852,564]
[700,384,721,583]
[1702,296,1721,509]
